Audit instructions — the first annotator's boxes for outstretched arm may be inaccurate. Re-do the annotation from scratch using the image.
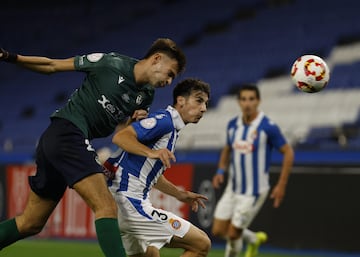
[0,48,75,74]
[270,143,294,208]
[154,175,208,212]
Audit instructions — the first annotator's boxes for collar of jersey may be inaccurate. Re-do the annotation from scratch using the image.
[166,105,185,131]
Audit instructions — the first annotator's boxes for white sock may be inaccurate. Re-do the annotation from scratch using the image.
[243,229,257,244]
[224,238,243,257]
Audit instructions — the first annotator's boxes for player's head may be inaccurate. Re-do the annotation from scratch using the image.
[237,83,260,116]
[172,78,210,124]
[142,38,186,88]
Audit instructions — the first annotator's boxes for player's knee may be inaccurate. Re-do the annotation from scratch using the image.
[17,217,46,236]
[212,226,225,238]
[228,230,242,241]
[194,231,211,256]
[92,197,117,218]
[200,235,212,256]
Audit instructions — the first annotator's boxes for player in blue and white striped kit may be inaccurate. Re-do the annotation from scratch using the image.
[105,78,211,257]
[211,84,294,257]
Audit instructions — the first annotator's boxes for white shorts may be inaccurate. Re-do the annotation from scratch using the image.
[112,193,191,255]
[213,186,269,229]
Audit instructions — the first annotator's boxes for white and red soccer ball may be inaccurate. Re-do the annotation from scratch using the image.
[291,55,330,93]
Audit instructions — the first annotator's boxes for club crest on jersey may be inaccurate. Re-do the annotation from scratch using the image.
[140,117,157,129]
[169,218,181,230]
[136,95,143,105]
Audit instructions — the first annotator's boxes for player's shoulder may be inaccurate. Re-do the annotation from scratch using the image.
[227,116,239,127]
[138,109,172,130]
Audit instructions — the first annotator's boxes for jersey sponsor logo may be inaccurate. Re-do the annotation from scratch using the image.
[233,140,253,154]
[86,53,104,62]
[97,94,126,122]
[118,75,125,84]
[169,218,182,230]
[140,117,157,129]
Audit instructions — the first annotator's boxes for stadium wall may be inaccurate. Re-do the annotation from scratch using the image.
[1,163,359,252]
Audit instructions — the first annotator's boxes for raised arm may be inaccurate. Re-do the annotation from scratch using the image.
[0,48,75,74]
[270,143,294,208]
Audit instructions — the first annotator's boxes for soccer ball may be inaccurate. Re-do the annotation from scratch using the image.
[291,55,330,93]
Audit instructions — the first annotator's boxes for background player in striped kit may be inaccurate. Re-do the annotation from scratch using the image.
[211,84,294,257]
[104,78,211,257]
[0,38,185,257]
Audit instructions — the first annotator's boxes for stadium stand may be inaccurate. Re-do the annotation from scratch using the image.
[1,0,360,154]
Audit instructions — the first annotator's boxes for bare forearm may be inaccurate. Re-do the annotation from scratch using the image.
[112,131,151,157]
[16,55,75,74]
[218,145,231,170]
[154,175,182,198]
[277,145,294,186]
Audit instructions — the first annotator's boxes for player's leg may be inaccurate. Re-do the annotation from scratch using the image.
[240,191,269,257]
[127,246,160,257]
[223,224,244,257]
[212,218,231,238]
[167,224,211,257]
[73,173,126,257]
[243,229,267,257]
[0,190,58,250]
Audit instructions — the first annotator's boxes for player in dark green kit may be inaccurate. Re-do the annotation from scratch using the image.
[0,38,186,257]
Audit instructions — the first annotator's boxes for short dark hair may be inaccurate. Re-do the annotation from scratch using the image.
[237,83,260,100]
[173,78,210,105]
[143,38,186,74]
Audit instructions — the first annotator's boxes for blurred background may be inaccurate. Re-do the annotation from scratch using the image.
[0,0,359,256]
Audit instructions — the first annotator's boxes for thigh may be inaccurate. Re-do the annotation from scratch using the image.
[73,173,117,218]
[167,224,208,251]
[232,191,269,228]
[114,195,191,256]
[16,189,58,234]
[213,189,234,221]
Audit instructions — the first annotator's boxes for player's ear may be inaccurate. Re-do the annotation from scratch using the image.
[176,96,186,107]
[151,53,162,64]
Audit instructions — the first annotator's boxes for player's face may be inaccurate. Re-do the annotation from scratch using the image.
[238,90,259,116]
[148,53,178,88]
[178,91,209,124]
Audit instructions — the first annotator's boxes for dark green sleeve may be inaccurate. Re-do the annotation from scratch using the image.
[74,53,109,72]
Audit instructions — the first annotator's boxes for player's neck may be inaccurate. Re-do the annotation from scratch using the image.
[242,111,258,124]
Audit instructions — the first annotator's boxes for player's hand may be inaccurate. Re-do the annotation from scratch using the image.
[212,174,224,189]
[0,48,8,60]
[0,48,17,62]
[177,190,208,212]
[131,109,148,121]
[148,149,176,168]
[270,183,286,208]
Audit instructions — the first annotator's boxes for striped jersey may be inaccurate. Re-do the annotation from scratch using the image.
[226,111,286,196]
[107,105,185,200]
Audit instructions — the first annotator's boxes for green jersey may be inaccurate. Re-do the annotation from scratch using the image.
[51,53,154,139]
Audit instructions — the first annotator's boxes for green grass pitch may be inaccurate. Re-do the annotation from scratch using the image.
[0,239,327,257]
